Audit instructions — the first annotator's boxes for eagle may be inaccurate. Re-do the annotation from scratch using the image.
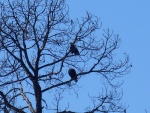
[70,43,80,55]
[68,68,78,82]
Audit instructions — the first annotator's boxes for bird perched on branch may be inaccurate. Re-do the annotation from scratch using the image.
[70,43,80,55]
[68,68,78,82]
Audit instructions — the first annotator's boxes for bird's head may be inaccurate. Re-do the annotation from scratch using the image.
[69,42,74,45]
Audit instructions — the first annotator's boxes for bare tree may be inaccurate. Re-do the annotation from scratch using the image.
[0,0,131,113]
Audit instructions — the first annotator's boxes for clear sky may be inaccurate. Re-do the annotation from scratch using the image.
[66,0,150,113]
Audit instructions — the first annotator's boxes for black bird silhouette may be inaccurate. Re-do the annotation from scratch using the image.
[70,43,80,55]
[68,68,78,82]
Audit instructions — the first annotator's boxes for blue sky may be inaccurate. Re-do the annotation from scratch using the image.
[66,0,150,113]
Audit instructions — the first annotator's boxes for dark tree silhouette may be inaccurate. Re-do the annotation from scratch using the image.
[0,0,131,113]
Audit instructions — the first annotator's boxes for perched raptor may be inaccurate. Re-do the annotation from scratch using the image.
[70,43,80,55]
[68,68,78,82]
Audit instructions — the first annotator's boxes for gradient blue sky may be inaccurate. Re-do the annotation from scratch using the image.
[66,0,150,113]
[1,0,150,113]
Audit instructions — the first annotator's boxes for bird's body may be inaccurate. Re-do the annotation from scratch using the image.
[70,43,80,55]
[68,68,78,82]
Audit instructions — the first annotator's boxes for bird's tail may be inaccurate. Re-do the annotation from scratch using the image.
[75,52,80,55]
[75,79,78,82]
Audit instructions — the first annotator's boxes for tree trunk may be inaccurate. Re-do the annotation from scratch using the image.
[33,81,42,113]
